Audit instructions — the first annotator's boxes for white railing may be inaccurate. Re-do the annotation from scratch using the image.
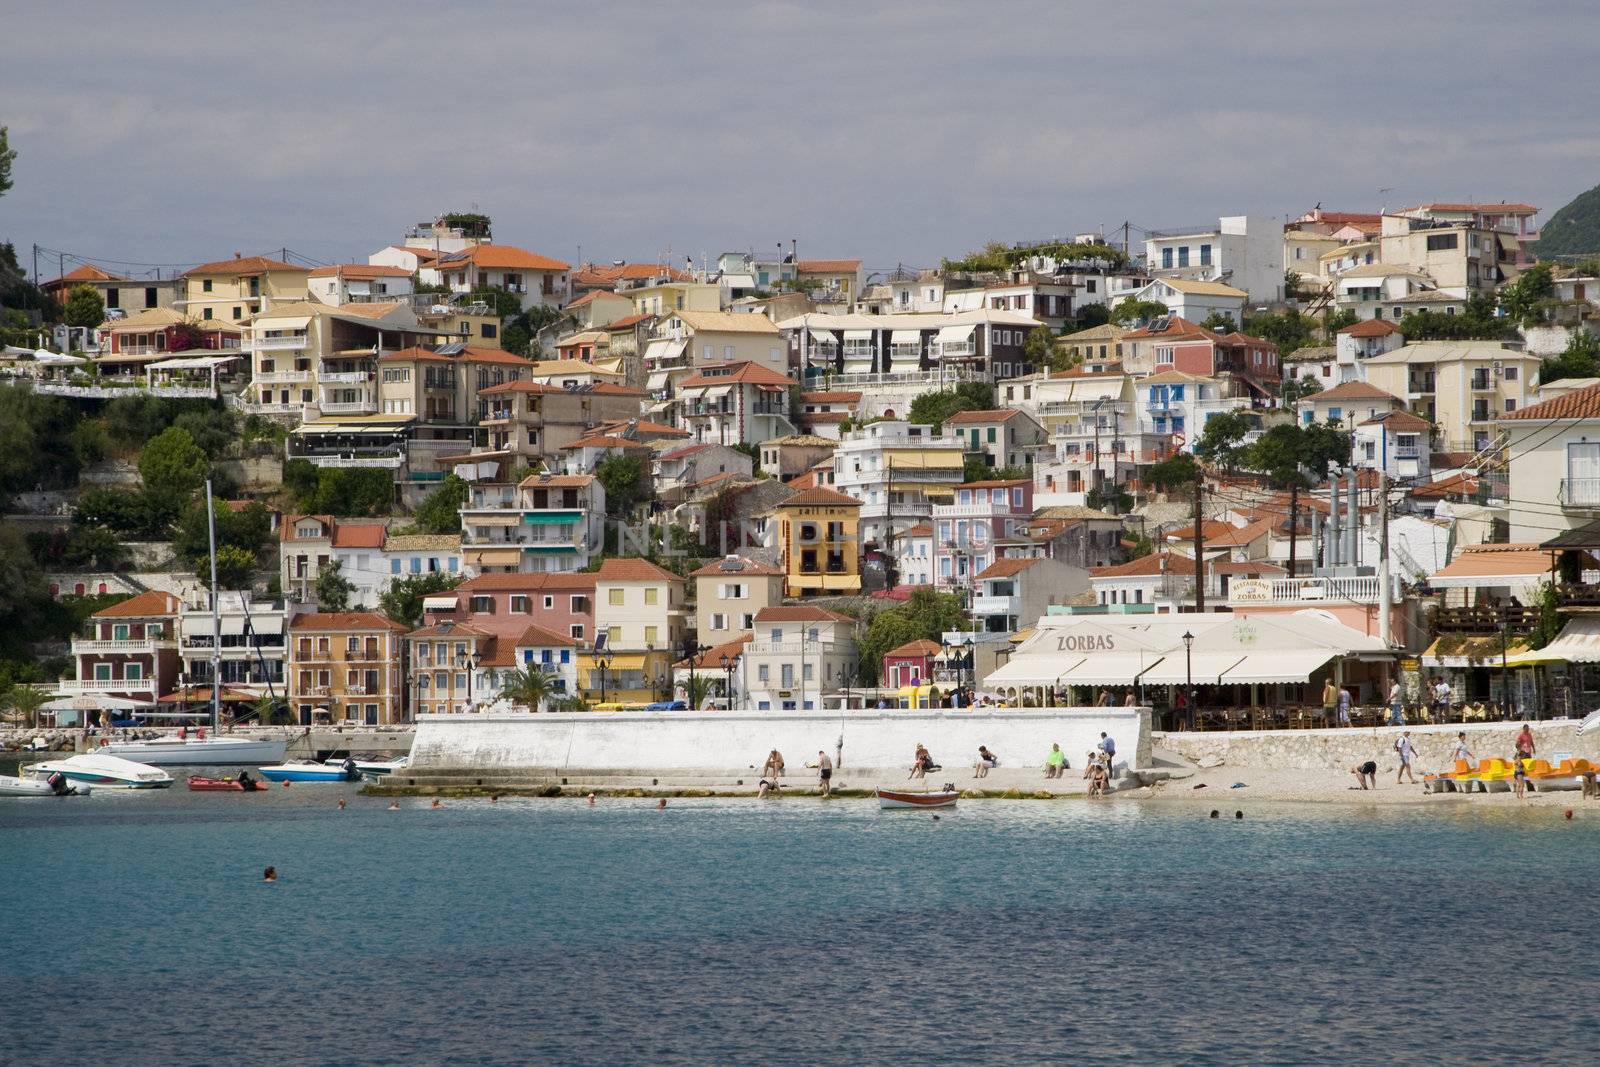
[255,371,310,383]
[33,382,144,398]
[929,341,977,358]
[746,640,845,657]
[58,678,158,695]
[148,385,217,398]
[320,371,373,384]
[1561,478,1600,508]
[305,453,404,469]
[935,502,1015,518]
[71,638,176,655]
[250,335,308,351]
[1226,575,1384,605]
[237,401,305,415]
[320,401,377,414]
[971,594,1020,615]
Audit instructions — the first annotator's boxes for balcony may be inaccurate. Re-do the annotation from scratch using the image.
[57,677,158,696]
[255,370,310,384]
[746,639,845,657]
[929,341,977,358]
[72,638,176,655]
[1560,477,1600,509]
[971,594,1021,616]
[320,371,373,385]
[1471,375,1495,392]
[1226,575,1387,606]
[320,400,377,415]
[936,502,1017,519]
[250,335,309,352]
[298,450,404,469]
[1434,605,1538,634]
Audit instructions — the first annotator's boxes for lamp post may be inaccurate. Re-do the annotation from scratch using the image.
[682,638,707,708]
[596,653,611,706]
[1182,630,1195,731]
[719,651,735,707]
[457,649,481,712]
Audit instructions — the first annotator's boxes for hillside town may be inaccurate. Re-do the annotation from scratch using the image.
[5,198,1600,735]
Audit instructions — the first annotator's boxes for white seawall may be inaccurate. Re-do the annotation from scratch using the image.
[411,707,1152,773]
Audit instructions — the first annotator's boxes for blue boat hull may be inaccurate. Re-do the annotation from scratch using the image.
[258,766,356,783]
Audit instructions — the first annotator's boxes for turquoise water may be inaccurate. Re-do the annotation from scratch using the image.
[3,788,1598,1064]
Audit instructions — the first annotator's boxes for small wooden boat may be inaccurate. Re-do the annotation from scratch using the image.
[876,786,959,810]
[186,776,266,792]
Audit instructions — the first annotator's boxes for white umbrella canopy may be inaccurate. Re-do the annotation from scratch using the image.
[41,694,148,711]
[1578,709,1600,736]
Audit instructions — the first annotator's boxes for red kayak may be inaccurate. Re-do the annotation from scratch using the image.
[186,776,266,792]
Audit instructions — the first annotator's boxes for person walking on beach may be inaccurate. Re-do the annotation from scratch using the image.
[1394,731,1418,785]
[817,750,833,796]
[1387,680,1404,727]
[1043,743,1066,779]
[1322,678,1338,724]
[1451,732,1475,768]
[1515,724,1536,762]
[1336,686,1352,727]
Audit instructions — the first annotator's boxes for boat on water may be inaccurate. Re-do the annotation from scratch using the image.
[1,773,91,797]
[876,786,959,810]
[259,760,363,783]
[95,735,288,767]
[24,754,172,789]
[186,775,267,792]
[322,755,408,776]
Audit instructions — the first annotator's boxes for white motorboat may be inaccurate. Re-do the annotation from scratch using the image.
[95,735,287,767]
[0,773,91,797]
[322,755,408,776]
[24,753,173,789]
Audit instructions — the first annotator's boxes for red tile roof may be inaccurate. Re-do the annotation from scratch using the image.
[1411,472,1480,499]
[1416,202,1538,214]
[606,312,653,329]
[1499,380,1600,421]
[92,590,181,618]
[514,623,580,648]
[562,434,651,450]
[944,408,1027,425]
[1362,410,1431,430]
[596,558,683,583]
[1091,553,1173,578]
[753,605,854,624]
[803,390,862,403]
[437,244,570,272]
[454,572,596,593]
[674,633,752,668]
[573,262,691,285]
[796,259,861,274]
[183,255,309,277]
[678,361,797,388]
[331,522,387,549]
[1305,381,1403,403]
[780,486,862,507]
[690,556,785,577]
[884,638,941,659]
[1338,318,1402,338]
[48,263,126,287]
[290,612,408,633]
[975,557,1044,580]
[307,263,413,279]
[515,473,595,488]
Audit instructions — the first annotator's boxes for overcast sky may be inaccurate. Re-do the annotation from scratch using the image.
[4,1,1597,280]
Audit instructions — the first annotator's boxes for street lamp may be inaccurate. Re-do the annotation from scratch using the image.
[719,651,735,707]
[596,653,611,705]
[682,637,708,708]
[1182,630,1195,731]
[457,649,481,712]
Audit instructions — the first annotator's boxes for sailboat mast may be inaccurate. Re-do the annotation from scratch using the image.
[205,481,221,733]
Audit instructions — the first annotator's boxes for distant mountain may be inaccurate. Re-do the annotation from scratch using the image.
[1536,182,1600,259]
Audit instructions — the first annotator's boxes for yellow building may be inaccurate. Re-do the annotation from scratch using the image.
[1360,341,1541,453]
[628,280,721,318]
[287,611,409,725]
[583,558,686,703]
[180,255,310,324]
[771,486,863,596]
[1059,323,1128,365]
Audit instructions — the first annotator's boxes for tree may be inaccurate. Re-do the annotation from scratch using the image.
[173,408,239,457]
[210,544,258,589]
[1109,299,1168,326]
[909,381,993,427]
[1023,326,1060,373]
[1499,263,1556,326]
[1541,329,1600,384]
[62,525,129,570]
[1323,308,1358,338]
[3,685,48,729]
[856,588,964,686]
[1198,312,1237,332]
[595,452,649,519]
[61,284,105,331]
[1243,422,1350,486]
[173,497,270,563]
[1086,484,1132,513]
[963,458,1030,482]
[1281,375,1323,405]
[1070,303,1110,331]
[1128,533,1154,559]
[1242,309,1314,354]
[379,571,461,628]
[138,426,208,497]
[501,666,556,712]
[413,475,469,535]
[1143,451,1198,495]
[1398,293,1512,341]
[281,462,393,516]
[0,125,13,199]
[314,559,354,612]
[1194,410,1254,470]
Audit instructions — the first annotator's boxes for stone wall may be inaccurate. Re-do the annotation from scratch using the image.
[1156,720,1590,771]
[412,706,1151,773]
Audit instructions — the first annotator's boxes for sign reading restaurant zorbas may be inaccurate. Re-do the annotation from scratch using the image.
[1055,633,1117,652]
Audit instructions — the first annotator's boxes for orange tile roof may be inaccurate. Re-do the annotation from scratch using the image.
[574,262,691,285]
[438,244,570,272]
[944,408,1027,425]
[290,612,408,633]
[754,605,854,624]
[975,557,1044,579]
[606,312,653,329]
[596,558,683,583]
[562,434,651,450]
[183,255,309,277]
[331,522,388,549]
[1304,381,1403,403]
[1416,202,1538,214]
[884,638,941,659]
[514,623,580,648]
[674,633,752,668]
[1500,380,1600,421]
[678,361,797,388]
[49,263,126,286]
[796,259,862,274]
[307,263,413,279]
[565,290,633,309]
[1411,472,1480,499]
[780,486,862,508]
[454,572,596,593]
[329,301,406,320]
[515,473,595,488]
[92,590,181,618]
[1362,410,1431,430]
[1430,543,1552,581]
[407,620,494,639]
[802,390,861,403]
[1091,553,1174,578]
[900,522,933,538]
[1164,520,1241,542]
[1339,318,1402,338]
[479,380,644,397]
[383,246,441,263]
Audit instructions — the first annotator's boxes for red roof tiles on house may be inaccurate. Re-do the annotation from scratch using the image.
[290,612,408,633]
[1338,318,1402,338]
[596,558,683,583]
[1499,380,1600,421]
[780,486,862,507]
[183,255,309,277]
[437,245,570,272]
[92,590,182,618]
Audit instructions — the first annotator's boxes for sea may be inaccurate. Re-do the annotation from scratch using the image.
[2,785,1598,1065]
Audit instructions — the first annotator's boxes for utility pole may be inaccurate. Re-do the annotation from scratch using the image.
[1192,467,1206,612]
[1288,480,1300,577]
[1378,470,1392,648]
[1110,408,1122,514]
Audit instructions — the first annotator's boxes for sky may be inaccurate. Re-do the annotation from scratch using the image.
[3,0,1598,281]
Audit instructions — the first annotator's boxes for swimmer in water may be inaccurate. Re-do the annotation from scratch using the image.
[337,797,347,810]
[431,798,442,809]
[387,801,400,811]
[263,866,277,882]
[656,798,667,810]
[587,793,596,806]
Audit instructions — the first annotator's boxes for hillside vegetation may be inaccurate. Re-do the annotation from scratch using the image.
[1537,181,1600,259]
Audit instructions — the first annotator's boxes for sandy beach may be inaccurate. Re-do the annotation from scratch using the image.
[1123,761,1600,809]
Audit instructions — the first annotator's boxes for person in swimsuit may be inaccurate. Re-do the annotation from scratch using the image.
[1350,761,1378,789]
[817,751,833,796]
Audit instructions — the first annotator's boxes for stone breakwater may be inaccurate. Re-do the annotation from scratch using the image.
[1156,720,1591,772]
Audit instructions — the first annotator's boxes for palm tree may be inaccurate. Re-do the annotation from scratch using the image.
[684,673,715,710]
[501,667,556,713]
[4,686,51,729]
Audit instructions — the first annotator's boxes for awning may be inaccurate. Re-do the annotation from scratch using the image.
[422,595,459,611]
[1219,649,1339,684]
[936,324,976,342]
[890,330,921,344]
[1137,653,1247,686]
[1058,654,1169,686]
[146,355,238,370]
[645,371,671,391]
[523,545,578,555]
[587,653,647,671]
[1421,637,1533,668]
[643,338,686,363]
[986,655,1085,687]
[842,329,872,341]
[523,511,582,525]
[293,423,406,436]
[1508,617,1600,664]
[809,330,837,345]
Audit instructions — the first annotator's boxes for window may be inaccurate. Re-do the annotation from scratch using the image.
[607,626,621,645]
[481,322,497,339]
[644,587,659,605]
[608,588,624,606]
[1161,248,1173,269]
[1177,246,1190,268]
[711,613,726,630]
[570,624,584,640]
[469,595,493,613]
[1426,233,1459,252]
[1505,399,1517,413]
[1504,366,1518,381]
[232,306,241,319]
[390,559,401,575]
[757,664,770,683]
[1200,244,1212,266]
[202,279,213,292]
[644,625,658,645]
[510,595,530,613]
[203,307,213,320]
[543,595,554,609]
[145,287,158,308]
[1155,346,1174,365]
[987,427,997,443]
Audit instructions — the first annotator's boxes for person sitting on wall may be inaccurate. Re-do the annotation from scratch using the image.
[1043,744,1067,779]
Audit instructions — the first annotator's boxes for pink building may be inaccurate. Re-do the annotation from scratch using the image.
[420,572,597,645]
[931,479,1034,588]
[882,639,940,689]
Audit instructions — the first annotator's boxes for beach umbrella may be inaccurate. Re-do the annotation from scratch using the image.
[1578,709,1600,736]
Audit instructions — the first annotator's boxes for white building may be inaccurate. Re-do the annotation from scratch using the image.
[1500,378,1600,541]
[176,592,287,697]
[831,420,967,544]
[1123,277,1248,327]
[1144,215,1284,304]
[743,605,857,712]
